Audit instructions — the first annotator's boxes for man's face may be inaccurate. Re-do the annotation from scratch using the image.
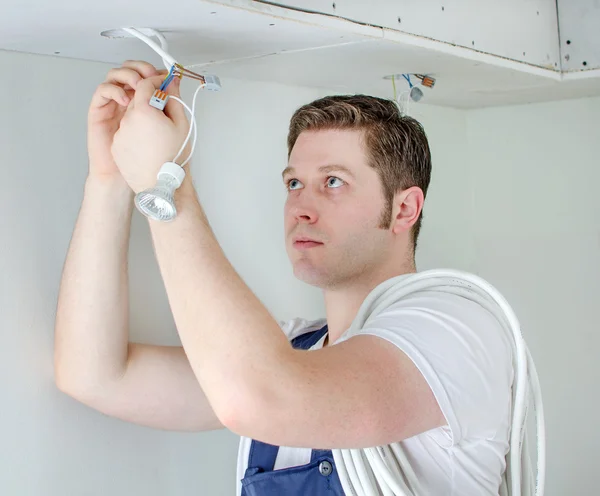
[283,129,393,289]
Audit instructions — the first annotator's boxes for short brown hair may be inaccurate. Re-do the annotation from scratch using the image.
[287,95,432,253]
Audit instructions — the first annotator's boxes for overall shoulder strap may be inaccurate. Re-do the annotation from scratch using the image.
[290,325,328,350]
[245,324,329,475]
[246,440,280,473]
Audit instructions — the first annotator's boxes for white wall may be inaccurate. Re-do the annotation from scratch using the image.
[466,97,600,495]
[0,48,595,495]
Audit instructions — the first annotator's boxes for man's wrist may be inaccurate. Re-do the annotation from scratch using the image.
[177,173,198,202]
[84,174,133,200]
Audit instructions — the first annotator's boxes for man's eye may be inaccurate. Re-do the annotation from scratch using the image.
[287,179,303,190]
[327,177,345,188]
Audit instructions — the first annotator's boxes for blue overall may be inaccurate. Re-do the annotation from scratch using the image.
[240,325,346,496]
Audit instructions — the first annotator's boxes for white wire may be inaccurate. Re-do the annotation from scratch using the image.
[331,269,545,496]
[365,447,412,495]
[527,347,546,496]
[338,449,363,496]
[170,82,204,167]
[395,90,411,116]
[148,29,173,71]
[388,443,421,493]
[122,27,176,70]
[376,445,406,487]
[353,449,381,496]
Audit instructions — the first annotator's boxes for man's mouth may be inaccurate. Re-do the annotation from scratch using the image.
[293,237,324,249]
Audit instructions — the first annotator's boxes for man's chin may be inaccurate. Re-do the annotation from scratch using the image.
[293,265,327,288]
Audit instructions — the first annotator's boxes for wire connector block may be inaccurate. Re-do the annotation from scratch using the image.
[150,89,170,110]
[203,74,222,91]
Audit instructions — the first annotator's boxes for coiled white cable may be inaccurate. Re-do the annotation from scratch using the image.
[331,269,545,496]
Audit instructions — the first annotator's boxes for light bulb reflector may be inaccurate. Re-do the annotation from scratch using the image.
[134,162,185,222]
[135,182,177,221]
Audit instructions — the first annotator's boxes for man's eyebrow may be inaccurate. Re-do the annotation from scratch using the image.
[281,165,355,180]
[281,166,295,180]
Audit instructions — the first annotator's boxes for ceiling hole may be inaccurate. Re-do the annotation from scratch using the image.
[537,11,539,15]
[332,2,336,9]
[472,41,475,46]
[54,51,60,54]
[583,61,588,66]
[210,11,216,14]
[269,23,275,26]
[442,6,445,11]
[566,40,571,45]
[397,16,401,23]
[523,52,526,56]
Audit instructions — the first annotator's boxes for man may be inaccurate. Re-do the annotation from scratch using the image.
[54,60,512,495]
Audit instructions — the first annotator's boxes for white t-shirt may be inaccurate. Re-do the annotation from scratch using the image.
[236,289,513,496]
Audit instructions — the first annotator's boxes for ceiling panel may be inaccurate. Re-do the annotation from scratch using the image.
[253,0,562,69]
[1,0,598,108]
[557,0,600,72]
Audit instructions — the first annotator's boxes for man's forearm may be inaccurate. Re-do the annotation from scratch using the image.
[147,176,293,421]
[54,175,134,394]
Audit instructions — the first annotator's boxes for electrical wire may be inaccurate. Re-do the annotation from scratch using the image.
[170,83,205,168]
[122,27,176,70]
[330,269,545,496]
[395,89,411,116]
[174,64,209,83]
[391,75,412,116]
[160,67,176,91]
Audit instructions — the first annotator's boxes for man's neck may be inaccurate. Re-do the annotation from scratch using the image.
[323,262,416,346]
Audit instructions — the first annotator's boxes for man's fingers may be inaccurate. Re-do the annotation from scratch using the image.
[91,82,131,109]
[104,60,167,94]
[105,67,145,92]
[121,60,161,79]
[132,75,188,127]
[133,75,168,109]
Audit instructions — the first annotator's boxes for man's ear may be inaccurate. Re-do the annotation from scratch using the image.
[390,186,424,235]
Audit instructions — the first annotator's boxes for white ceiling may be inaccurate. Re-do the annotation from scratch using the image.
[2,0,599,109]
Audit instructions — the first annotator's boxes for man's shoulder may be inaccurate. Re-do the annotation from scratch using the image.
[278,317,327,342]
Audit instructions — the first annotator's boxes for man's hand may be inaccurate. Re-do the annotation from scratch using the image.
[111,70,192,194]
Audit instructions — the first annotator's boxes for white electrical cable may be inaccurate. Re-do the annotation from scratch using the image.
[170,84,204,168]
[331,269,545,496]
[149,29,173,71]
[122,27,176,71]
[395,90,411,116]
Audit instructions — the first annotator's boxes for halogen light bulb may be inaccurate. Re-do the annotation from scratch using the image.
[135,162,186,222]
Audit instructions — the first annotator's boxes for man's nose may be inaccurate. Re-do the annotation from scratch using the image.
[289,196,319,224]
